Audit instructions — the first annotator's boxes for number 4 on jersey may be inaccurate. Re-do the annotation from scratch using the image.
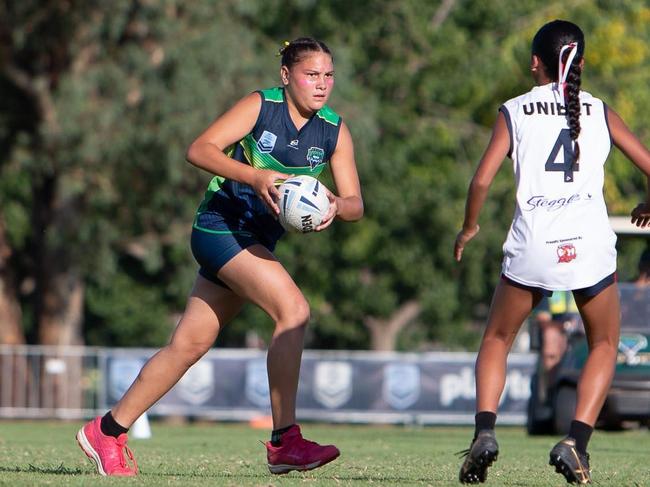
[545,128,578,182]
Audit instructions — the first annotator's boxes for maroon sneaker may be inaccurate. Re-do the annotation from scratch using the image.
[265,424,340,474]
[76,416,138,476]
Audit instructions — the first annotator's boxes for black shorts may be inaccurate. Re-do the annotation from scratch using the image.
[501,272,617,298]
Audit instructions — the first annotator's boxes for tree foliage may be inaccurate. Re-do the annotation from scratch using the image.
[1,0,648,350]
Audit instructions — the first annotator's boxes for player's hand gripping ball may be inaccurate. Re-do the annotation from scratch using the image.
[278,175,330,233]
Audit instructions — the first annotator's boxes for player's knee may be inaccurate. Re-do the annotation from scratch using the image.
[168,339,211,367]
[276,299,310,332]
[589,338,618,361]
[484,328,515,344]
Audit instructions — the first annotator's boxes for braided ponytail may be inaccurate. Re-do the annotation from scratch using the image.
[531,20,585,167]
[565,58,582,165]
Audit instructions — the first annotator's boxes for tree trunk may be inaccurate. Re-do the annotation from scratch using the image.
[0,215,28,411]
[0,215,24,345]
[364,300,422,351]
[33,174,85,347]
[37,270,84,346]
[3,9,88,413]
[36,256,85,411]
[32,175,85,411]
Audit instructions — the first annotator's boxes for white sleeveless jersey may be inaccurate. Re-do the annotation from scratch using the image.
[500,83,616,291]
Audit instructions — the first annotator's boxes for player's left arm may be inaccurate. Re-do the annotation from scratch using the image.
[316,122,364,231]
[607,107,650,228]
[455,110,510,262]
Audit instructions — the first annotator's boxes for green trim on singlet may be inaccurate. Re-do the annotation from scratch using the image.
[196,176,226,213]
[191,223,254,236]
[260,87,283,103]
[316,104,340,126]
[194,86,337,225]
[241,134,326,176]
[195,142,233,213]
[261,87,340,126]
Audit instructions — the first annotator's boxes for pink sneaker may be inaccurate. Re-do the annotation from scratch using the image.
[76,416,138,476]
[265,424,340,474]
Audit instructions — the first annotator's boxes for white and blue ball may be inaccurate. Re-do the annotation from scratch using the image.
[278,175,330,233]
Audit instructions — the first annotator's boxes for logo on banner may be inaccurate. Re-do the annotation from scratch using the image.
[109,359,144,401]
[314,361,352,409]
[440,367,530,407]
[383,363,420,410]
[440,367,475,407]
[618,334,648,365]
[245,359,271,407]
[177,360,214,405]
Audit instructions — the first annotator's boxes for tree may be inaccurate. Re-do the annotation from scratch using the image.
[236,0,650,350]
[1,0,648,352]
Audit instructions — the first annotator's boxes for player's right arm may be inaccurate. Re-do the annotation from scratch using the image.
[454,111,510,262]
[607,108,650,228]
[186,92,286,214]
[316,122,364,231]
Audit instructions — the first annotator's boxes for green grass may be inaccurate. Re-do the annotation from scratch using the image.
[0,420,648,486]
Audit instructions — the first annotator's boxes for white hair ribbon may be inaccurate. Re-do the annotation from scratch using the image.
[557,42,578,105]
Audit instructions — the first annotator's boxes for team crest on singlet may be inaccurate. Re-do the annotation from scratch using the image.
[257,130,277,153]
[306,146,325,168]
[557,243,577,263]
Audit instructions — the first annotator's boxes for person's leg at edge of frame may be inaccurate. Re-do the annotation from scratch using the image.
[217,244,340,475]
[76,276,244,476]
[549,283,620,485]
[459,279,541,484]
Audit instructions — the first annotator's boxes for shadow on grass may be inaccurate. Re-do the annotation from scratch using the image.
[0,463,84,475]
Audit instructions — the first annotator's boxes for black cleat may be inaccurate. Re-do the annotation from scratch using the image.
[549,437,591,484]
[458,430,499,484]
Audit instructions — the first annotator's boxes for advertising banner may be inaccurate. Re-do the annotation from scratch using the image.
[102,350,535,425]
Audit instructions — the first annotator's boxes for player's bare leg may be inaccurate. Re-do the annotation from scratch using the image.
[219,244,339,473]
[573,283,620,424]
[78,275,243,475]
[475,280,542,412]
[459,279,542,484]
[549,283,619,485]
[112,276,244,426]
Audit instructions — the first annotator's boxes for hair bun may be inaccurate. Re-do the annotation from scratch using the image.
[277,40,290,57]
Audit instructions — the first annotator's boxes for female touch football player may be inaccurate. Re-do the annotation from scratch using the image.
[454,20,650,485]
[77,37,363,476]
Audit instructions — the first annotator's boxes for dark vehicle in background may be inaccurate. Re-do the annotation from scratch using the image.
[527,283,650,435]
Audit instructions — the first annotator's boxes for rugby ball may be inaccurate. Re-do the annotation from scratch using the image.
[278,175,330,233]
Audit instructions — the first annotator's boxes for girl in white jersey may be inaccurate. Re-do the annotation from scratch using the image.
[454,20,650,485]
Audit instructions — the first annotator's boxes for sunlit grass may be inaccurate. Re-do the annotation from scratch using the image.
[0,420,648,486]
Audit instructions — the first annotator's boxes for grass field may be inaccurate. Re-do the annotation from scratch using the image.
[0,420,648,486]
